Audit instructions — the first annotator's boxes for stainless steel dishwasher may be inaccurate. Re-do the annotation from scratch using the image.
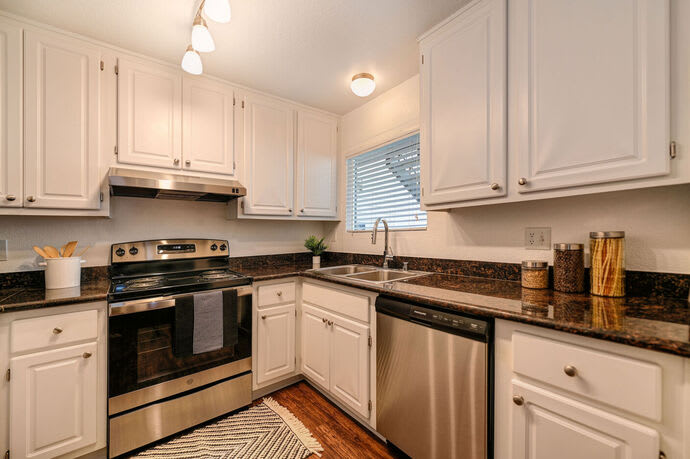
[376,296,491,459]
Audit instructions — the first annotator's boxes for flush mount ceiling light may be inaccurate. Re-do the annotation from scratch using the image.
[192,14,215,52]
[203,0,232,23]
[181,45,203,75]
[351,73,376,97]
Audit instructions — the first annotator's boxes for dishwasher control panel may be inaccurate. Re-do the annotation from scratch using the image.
[410,306,488,336]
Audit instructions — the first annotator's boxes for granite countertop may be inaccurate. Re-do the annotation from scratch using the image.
[0,279,110,313]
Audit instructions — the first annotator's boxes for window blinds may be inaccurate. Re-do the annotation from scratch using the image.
[346,133,427,231]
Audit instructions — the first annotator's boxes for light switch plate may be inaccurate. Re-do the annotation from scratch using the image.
[524,227,551,250]
[0,240,7,261]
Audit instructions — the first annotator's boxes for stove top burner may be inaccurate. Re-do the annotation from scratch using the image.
[200,270,238,280]
[124,276,166,290]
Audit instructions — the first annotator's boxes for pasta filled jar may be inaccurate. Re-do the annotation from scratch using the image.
[589,231,625,297]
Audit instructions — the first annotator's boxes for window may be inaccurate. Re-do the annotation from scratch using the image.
[346,133,427,231]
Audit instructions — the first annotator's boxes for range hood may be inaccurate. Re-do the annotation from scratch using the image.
[108,168,246,202]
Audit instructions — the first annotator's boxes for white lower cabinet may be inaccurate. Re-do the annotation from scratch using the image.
[511,380,658,459]
[256,303,295,385]
[329,314,370,418]
[10,342,98,459]
[301,304,330,388]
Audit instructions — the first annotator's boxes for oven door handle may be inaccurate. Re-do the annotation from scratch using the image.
[109,285,252,317]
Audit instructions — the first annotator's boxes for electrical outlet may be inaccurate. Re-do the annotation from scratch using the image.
[0,240,7,261]
[524,227,551,250]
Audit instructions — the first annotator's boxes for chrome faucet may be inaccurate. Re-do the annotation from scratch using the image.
[371,217,394,268]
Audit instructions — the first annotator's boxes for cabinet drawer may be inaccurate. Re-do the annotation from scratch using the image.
[11,309,98,354]
[512,332,662,421]
[257,282,295,307]
[302,282,369,323]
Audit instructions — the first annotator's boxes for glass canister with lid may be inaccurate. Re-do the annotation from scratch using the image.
[521,260,549,289]
[553,243,585,293]
[589,231,625,297]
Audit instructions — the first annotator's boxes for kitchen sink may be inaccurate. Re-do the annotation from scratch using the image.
[311,264,429,284]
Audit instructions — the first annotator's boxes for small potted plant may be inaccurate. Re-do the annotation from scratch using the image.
[304,236,327,268]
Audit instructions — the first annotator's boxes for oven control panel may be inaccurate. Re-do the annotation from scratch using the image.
[111,239,229,262]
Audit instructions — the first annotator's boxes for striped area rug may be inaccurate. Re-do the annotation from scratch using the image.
[133,397,324,458]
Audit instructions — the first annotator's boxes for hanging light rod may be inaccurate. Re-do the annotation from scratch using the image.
[181,0,231,74]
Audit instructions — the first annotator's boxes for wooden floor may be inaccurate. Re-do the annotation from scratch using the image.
[259,381,406,459]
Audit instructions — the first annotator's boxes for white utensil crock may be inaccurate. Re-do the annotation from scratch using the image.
[39,257,86,289]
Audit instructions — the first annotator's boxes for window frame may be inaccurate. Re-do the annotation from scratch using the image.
[345,131,427,233]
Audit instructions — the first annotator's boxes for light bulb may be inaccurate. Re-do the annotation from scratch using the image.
[350,73,376,97]
[192,15,215,52]
[181,45,203,75]
[203,0,231,23]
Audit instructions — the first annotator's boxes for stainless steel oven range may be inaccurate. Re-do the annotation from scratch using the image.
[107,239,252,458]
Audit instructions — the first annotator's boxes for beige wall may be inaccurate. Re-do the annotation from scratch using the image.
[327,69,690,273]
[0,197,323,272]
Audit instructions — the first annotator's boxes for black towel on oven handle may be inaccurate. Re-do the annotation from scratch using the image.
[174,289,239,357]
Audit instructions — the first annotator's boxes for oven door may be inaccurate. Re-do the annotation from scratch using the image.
[108,285,251,409]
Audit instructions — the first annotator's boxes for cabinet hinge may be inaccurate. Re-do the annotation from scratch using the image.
[241,101,245,109]
[421,54,424,65]
[5,368,9,381]
[368,400,372,412]
[100,60,104,71]
[421,187,424,197]
[114,64,119,75]
[4,449,9,459]
[233,97,236,106]
[240,200,245,210]
[670,141,677,159]
[368,335,372,347]
[99,192,104,202]
[114,145,118,155]
[233,161,236,170]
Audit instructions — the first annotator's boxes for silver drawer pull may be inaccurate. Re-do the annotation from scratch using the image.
[563,365,578,377]
[5,194,16,201]
[82,352,92,359]
[513,395,524,406]
[261,315,267,320]
[490,183,499,190]
[276,291,282,296]
[53,327,63,334]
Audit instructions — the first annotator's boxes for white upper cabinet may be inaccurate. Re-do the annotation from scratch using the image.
[419,0,507,205]
[511,0,670,193]
[24,29,101,209]
[182,76,236,176]
[0,18,21,208]
[296,110,338,217]
[117,57,182,170]
[241,92,295,216]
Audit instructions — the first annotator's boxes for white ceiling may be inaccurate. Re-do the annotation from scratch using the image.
[0,0,467,114]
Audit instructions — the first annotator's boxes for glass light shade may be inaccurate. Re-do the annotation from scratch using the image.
[192,19,215,52]
[350,73,375,97]
[203,0,231,23]
[181,46,203,75]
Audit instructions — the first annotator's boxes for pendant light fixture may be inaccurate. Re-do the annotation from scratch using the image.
[350,73,376,97]
[192,14,215,52]
[203,0,232,23]
[181,45,203,75]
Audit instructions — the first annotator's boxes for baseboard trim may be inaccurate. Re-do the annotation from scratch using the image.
[252,374,304,400]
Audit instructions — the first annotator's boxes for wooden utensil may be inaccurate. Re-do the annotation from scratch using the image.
[43,246,60,258]
[63,241,78,257]
[59,246,65,257]
[33,246,50,259]
[77,245,90,257]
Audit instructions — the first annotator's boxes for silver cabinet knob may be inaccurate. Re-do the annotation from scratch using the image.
[185,160,191,166]
[288,209,292,213]
[322,317,327,323]
[518,177,527,186]
[513,395,524,406]
[173,158,180,165]
[564,365,578,377]
[26,196,36,202]
[5,194,16,201]
[327,320,333,326]
[490,183,499,190]
[53,327,63,334]
[300,209,304,213]
[261,315,266,320]
[276,291,283,297]
[82,352,92,359]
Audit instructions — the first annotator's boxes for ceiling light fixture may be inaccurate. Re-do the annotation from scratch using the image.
[192,14,215,52]
[203,0,232,24]
[181,45,203,75]
[351,73,376,97]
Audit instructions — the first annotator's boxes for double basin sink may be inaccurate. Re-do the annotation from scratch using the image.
[311,264,429,285]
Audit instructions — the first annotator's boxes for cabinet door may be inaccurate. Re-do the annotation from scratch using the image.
[511,381,658,459]
[0,18,21,208]
[512,0,669,192]
[329,313,370,419]
[256,303,295,385]
[182,76,236,176]
[296,110,337,217]
[241,92,294,216]
[117,57,182,169]
[24,30,101,209]
[10,342,98,459]
[301,304,330,388]
[420,0,507,205]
